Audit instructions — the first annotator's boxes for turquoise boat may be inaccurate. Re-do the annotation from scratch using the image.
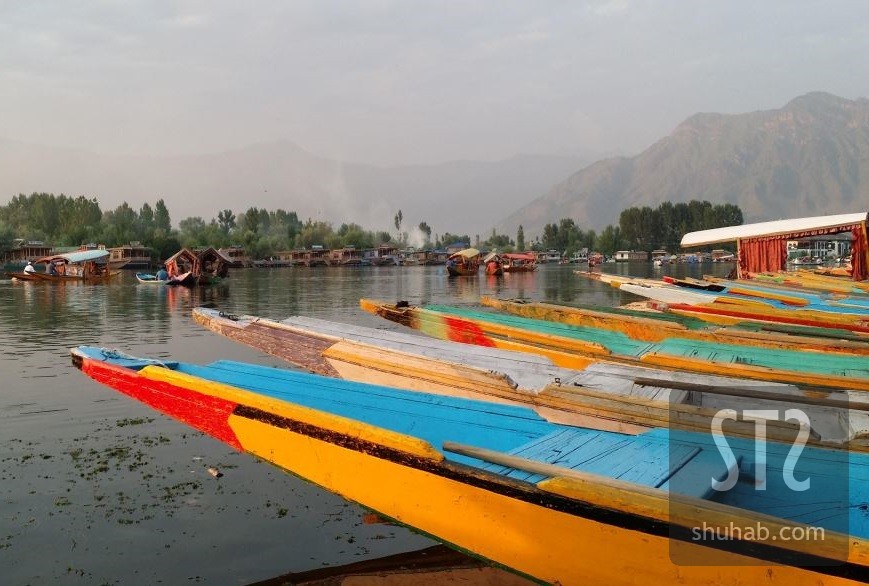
[71,344,869,584]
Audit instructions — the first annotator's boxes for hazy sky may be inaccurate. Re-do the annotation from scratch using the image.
[1,1,868,166]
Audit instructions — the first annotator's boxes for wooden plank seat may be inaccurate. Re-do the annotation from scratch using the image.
[467,428,736,499]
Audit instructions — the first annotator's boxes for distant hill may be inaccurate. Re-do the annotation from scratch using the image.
[495,92,869,240]
[0,138,589,238]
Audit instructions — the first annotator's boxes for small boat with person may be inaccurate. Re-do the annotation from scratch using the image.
[28,249,118,282]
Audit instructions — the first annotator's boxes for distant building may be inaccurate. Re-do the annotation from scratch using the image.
[614,250,649,262]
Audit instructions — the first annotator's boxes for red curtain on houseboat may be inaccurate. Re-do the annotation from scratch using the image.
[738,238,787,276]
[852,224,868,282]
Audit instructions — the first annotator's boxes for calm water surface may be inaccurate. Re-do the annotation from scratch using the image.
[0,262,727,584]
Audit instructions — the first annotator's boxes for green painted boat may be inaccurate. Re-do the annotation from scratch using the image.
[361,300,869,391]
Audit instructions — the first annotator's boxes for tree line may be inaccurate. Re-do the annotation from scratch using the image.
[0,193,742,261]
[534,200,743,256]
[0,194,490,260]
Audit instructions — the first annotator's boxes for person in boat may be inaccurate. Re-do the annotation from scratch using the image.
[23,261,35,274]
[47,262,57,276]
[156,265,168,281]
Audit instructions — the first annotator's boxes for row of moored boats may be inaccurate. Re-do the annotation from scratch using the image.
[71,266,869,584]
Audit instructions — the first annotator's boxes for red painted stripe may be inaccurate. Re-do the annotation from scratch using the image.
[80,358,244,450]
[443,316,497,347]
[668,303,869,333]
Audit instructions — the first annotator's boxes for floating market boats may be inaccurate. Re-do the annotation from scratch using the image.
[71,345,869,584]
[478,297,869,354]
[192,308,869,447]
[360,300,869,391]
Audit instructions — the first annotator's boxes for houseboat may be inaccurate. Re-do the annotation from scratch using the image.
[217,245,252,268]
[614,250,649,262]
[570,249,589,263]
[1,239,53,273]
[305,246,331,267]
[290,249,308,267]
[711,249,736,262]
[650,250,670,266]
[399,248,419,266]
[536,250,562,264]
[372,244,400,266]
[331,246,366,266]
[108,241,152,270]
[254,251,293,268]
[420,250,448,265]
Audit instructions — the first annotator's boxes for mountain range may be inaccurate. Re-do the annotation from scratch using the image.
[496,92,869,239]
[2,91,867,243]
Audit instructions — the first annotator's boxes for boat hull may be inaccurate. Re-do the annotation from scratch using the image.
[72,350,869,585]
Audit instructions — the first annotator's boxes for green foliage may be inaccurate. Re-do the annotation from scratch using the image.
[595,225,624,255]
[436,233,470,249]
[481,228,513,251]
[618,200,743,251]
[0,192,741,262]
[154,199,171,233]
[540,218,595,255]
[217,210,236,233]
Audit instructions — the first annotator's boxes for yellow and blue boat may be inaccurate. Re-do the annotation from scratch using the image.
[71,345,869,584]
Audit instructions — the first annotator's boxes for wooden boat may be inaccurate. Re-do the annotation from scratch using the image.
[478,297,869,355]
[8,271,43,281]
[191,307,869,447]
[135,273,167,284]
[31,249,118,282]
[166,271,196,287]
[585,271,869,314]
[583,272,869,331]
[165,248,228,286]
[445,248,481,276]
[690,276,869,312]
[501,252,537,273]
[360,300,869,391]
[71,344,869,584]
[482,252,503,276]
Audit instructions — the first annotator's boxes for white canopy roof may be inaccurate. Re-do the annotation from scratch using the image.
[681,212,868,248]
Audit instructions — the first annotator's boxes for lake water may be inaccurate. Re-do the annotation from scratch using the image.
[0,262,728,584]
